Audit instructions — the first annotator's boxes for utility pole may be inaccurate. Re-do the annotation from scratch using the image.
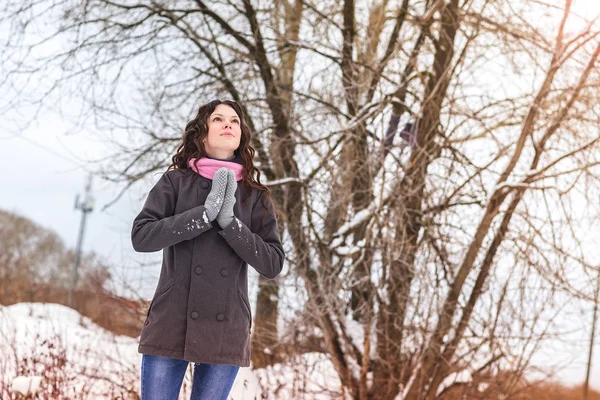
[584,268,600,400]
[68,174,94,307]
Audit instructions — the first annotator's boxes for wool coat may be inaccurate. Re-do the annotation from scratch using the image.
[131,162,285,367]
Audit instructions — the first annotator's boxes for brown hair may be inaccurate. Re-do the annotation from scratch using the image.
[168,99,276,223]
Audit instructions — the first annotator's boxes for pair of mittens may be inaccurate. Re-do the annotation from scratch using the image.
[203,167,237,228]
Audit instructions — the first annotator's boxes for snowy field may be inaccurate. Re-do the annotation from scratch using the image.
[0,303,344,399]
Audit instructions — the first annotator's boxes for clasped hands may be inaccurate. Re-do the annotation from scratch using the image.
[203,168,237,229]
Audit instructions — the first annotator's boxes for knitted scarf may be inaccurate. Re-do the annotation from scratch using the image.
[188,156,244,181]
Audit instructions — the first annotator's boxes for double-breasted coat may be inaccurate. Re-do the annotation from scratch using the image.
[131,161,285,367]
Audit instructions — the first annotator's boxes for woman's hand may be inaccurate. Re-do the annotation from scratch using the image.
[216,170,237,229]
[204,168,229,222]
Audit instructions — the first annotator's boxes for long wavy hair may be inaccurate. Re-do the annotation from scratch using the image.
[168,99,275,221]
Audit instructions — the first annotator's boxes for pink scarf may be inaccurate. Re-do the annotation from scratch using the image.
[188,157,244,181]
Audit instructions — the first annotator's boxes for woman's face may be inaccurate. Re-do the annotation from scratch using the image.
[204,104,242,158]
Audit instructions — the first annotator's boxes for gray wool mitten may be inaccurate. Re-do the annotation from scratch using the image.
[216,170,237,229]
[203,168,229,222]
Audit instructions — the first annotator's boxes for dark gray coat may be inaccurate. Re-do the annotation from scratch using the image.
[131,166,285,367]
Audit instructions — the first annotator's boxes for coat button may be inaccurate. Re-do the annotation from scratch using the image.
[220,269,229,277]
[216,313,224,321]
[200,181,209,189]
[195,266,203,275]
[191,311,199,320]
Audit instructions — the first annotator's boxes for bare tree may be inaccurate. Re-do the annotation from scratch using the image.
[0,209,111,298]
[2,0,600,398]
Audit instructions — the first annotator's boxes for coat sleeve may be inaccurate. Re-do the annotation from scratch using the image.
[218,190,285,280]
[131,171,213,252]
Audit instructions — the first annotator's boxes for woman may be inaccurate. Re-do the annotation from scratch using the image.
[131,99,285,399]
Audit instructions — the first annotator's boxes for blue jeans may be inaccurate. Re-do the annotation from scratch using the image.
[141,354,240,400]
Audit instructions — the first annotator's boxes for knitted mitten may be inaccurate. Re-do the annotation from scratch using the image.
[203,168,229,221]
[216,170,237,228]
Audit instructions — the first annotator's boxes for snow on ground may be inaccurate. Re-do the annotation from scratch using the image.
[0,303,344,399]
[0,302,141,399]
[254,352,346,399]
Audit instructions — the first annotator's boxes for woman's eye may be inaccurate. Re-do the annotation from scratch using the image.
[232,119,240,124]
[213,117,221,121]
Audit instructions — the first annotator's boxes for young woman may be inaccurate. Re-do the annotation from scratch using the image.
[131,99,285,400]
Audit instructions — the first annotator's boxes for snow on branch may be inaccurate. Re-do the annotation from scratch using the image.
[264,177,305,187]
[331,174,399,241]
